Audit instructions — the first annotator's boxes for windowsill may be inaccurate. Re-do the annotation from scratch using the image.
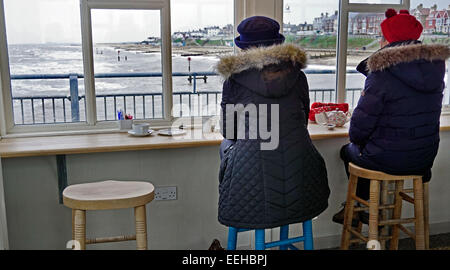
[0,114,449,158]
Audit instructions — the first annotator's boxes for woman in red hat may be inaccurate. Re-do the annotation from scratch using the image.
[333,9,450,226]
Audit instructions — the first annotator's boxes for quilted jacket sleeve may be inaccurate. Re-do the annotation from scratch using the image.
[220,79,237,139]
[349,73,386,146]
[298,71,310,127]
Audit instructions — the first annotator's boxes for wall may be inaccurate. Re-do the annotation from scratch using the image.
[2,131,449,250]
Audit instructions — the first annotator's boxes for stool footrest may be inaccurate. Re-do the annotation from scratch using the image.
[354,204,395,212]
[399,192,415,204]
[379,218,416,226]
[348,227,367,242]
[398,224,416,240]
[388,188,413,195]
[265,236,305,249]
[350,195,369,207]
[86,235,137,244]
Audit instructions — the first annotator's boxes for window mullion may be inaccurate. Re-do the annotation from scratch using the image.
[0,0,13,135]
[336,0,350,103]
[81,0,97,126]
[161,2,173,121]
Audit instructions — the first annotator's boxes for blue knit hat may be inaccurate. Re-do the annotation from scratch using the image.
[235,16,285,50]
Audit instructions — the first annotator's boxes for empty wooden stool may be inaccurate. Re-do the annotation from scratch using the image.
[63,180,155,250]
[340,163,429,250]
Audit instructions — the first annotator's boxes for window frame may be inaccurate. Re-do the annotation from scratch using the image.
[0,0,448,137]
[0,0,174,136]
[335,0,410,103]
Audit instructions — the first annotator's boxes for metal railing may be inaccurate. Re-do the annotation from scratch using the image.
[10,71,362,125]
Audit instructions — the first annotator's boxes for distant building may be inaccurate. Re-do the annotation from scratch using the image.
[411,4,431,27]
[220,24,234,37]
[435,9,450,34]
[204,26,221,37]
[313,11,339,34]
[313,13,325,33]
[297,21,314,35]
[349,13,384,35]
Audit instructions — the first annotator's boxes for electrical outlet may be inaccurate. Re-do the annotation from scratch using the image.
[154,186,177,201]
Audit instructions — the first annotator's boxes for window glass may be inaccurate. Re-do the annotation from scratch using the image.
[283,0,339,104]
[4,0,85,125]
[345,12,384,108]
[348,1,450,107]
[410,0,450,105]
[171,0,234,117]
[91,9,163,121]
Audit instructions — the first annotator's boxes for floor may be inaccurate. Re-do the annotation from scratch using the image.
[327,232,450,250]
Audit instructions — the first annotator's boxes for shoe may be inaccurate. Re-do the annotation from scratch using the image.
[332,202,360,227]
[208,239,225,250]
[359,211,369,225]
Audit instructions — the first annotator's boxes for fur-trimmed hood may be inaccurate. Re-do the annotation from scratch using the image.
[367,43,450,72]
[366,43,450,93]
[216,43,307,79]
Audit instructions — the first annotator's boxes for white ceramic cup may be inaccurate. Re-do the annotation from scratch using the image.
[315,112,328,125]
[132,123,150,135]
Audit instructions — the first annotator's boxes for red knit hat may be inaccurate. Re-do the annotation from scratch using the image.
[380,9,423,43]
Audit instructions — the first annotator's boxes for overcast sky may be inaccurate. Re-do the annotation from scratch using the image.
[3,0,449,44]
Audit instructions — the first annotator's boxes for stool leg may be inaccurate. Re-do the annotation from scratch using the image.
[390,180,404,250]
[368,180,380,246]
[134,205,148,250]
[255,229,265,250]
[279,225,289,250]
[71,209,75,240]
[73,209,86,250]
[380,181,389,250]
[413,178,425,250]
[423,182,430,250]
[341,174,358,250]
[227,227,238,250]
[303,220,314,250]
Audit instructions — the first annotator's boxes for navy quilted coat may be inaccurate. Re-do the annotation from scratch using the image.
[350,41,450,180]
[216,44,330,229]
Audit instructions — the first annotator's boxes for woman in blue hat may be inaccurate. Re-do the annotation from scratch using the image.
[216,16,330,229]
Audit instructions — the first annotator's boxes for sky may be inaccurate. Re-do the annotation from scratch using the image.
[3,0,449,44]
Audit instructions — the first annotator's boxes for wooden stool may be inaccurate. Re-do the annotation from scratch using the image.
[340,163,429,250]
[63,180,155,250]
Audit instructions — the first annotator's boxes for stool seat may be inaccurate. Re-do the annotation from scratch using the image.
[63,180,155,210]
[349,163,422,181]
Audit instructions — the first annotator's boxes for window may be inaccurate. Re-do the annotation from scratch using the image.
[409,0,450,107]
[346,12,384,108]
[0,0,173,134]
[170,0,234,118]
[91,9,164,121]
[283,0,339,104]
[3,0,86,125]
[0,0,447,136]
[335,0,410,106]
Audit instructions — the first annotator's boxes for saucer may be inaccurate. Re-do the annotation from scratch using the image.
[157,128,187,136]
[127,129,154,137]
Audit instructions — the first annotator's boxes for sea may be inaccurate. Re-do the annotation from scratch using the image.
[6,44,449,124]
